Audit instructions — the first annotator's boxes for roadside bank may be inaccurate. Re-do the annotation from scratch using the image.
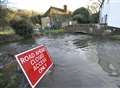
[0,34,23,44]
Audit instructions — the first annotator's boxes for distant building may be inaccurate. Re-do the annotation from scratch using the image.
[44,5,70,15]
[100,0,120,28]
[41,5,71,29]
[61,21,77,28]
[41,17,51,29]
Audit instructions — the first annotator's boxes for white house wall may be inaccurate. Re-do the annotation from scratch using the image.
[107,1,120,28]
[100,0,109,24]
[100,0,120,28]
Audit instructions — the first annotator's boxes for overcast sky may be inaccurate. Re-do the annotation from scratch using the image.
[8,0,90,12]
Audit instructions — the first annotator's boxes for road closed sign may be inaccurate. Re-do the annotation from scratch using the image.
[15,45,53,88]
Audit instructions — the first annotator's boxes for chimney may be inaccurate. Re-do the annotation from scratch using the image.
[64,5,67,12]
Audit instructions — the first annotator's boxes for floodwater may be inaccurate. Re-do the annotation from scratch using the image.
[0,33,120,88]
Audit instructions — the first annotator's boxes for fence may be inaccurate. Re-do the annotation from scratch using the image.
[63,24,106,35]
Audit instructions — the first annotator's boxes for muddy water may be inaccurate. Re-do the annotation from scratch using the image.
[0,33,120,88]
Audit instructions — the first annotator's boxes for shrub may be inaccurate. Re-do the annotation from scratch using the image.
[10,19,33,38]
[90,13,99,23]
[73,7,90,23]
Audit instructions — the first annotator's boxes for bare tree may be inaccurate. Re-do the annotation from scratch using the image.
[88,0,104,14]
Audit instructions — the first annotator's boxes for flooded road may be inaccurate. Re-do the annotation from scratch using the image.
[0,33,120,88]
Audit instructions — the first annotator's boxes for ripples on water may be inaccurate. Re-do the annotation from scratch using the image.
[0,33,120,88]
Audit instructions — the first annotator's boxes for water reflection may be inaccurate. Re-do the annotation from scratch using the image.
[72,36,120,87]
[0,34,120,88]
[72,36,120,78]
[73,39,89,48]
[97,39,120,77]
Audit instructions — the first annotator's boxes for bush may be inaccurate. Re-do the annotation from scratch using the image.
[90,13,99,23]
[10,19,33,38]
[73,7,90,23]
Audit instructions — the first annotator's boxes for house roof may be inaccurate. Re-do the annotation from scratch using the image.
[44,6,71,16]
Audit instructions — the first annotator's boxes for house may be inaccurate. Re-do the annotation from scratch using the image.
[100,0,120,28]
[41,5,71,29]
[41,16,51,29]
[44,5,70,15]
